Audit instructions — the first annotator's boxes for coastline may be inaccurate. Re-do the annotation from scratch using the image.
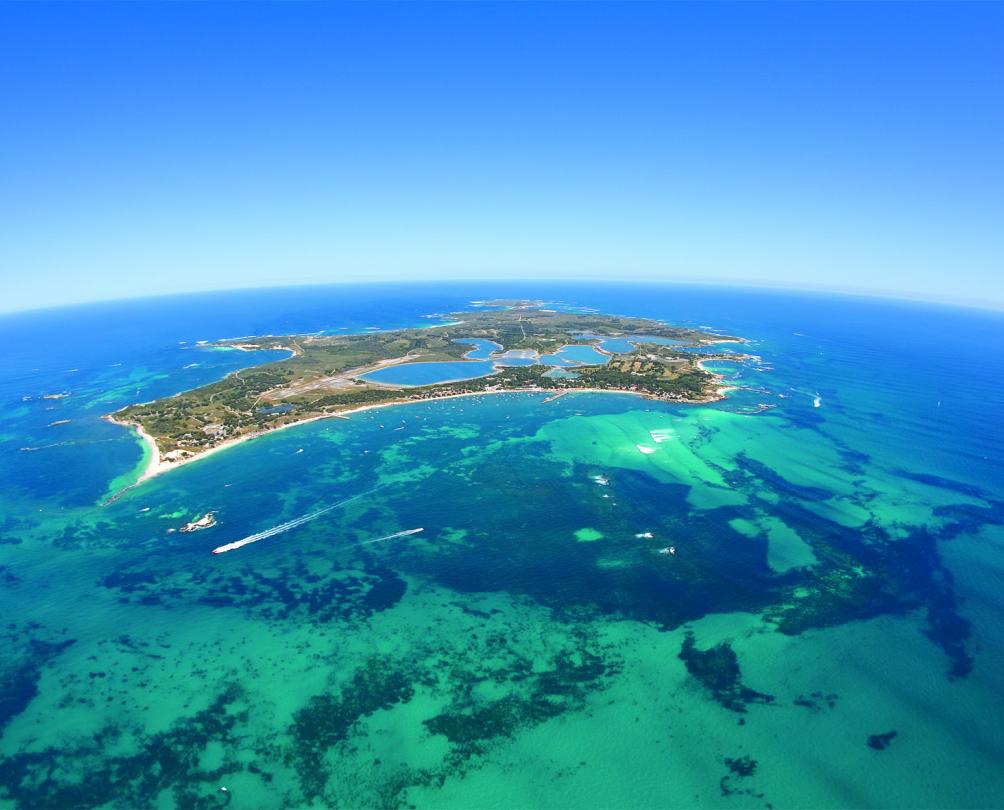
[696,357,743,396]
[101,382,729,504]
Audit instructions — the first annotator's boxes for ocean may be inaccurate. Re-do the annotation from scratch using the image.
[1,282,1003,808]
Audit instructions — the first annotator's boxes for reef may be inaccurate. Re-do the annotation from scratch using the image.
[720,755,763,799]
[289,659,415,801]
[678,632,774,714]
[0,565,21,586]
[0,685,247,808]
[0,626,75,735]
[424,647,616,756]
[794,691,839,712]
[101,556,406,625]
[729,456,992,681]
[867,730,898,750]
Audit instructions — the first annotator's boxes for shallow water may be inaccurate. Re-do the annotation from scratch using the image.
[593,336,636,353]
[539,344,611,366]
[492,349,539,367]
[453,338,502,360]
[359,359,498,386]
[1,283,1003,808]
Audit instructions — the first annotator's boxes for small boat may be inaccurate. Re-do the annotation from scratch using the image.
[658,546,676,556]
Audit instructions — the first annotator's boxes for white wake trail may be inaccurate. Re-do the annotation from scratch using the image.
[358,528,424,546]
[211,491,371,554]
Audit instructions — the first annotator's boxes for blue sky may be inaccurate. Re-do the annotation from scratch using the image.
[1,2,1002,313]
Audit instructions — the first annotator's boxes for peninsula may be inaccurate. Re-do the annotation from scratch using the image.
[106,302,744,489]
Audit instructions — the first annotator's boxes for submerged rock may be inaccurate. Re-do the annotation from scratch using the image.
[679,632,774,713]
[867,730,898,750]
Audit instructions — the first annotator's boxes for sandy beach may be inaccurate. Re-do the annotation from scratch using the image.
[102,380,729,504]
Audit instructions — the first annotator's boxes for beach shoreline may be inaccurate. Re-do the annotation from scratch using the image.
[101,381,729,504]
[100,310,740,504]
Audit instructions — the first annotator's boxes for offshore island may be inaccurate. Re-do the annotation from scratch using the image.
[105,301,744,494]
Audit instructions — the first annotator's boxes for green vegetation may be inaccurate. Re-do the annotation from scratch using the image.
[111,305,740,463]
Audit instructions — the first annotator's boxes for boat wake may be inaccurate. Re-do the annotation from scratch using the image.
[211,491,372,554]
[359,527,424,546]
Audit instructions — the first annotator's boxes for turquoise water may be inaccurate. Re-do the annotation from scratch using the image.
[1,283,1003,808]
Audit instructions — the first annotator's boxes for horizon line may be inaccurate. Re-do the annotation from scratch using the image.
[3,277,1003,319]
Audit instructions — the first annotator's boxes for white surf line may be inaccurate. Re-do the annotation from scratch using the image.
[211,491,373,555]
[358,528,424,546]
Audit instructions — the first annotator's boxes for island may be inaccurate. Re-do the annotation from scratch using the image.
[105,302,745,496]
[178,512,217,533]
